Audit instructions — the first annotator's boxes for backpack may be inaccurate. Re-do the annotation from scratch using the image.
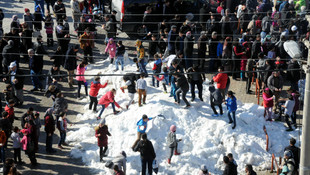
[27,136,35,152]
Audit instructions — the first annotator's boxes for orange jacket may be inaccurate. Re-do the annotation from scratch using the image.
[79,33,94,50]
[213,73,228,89]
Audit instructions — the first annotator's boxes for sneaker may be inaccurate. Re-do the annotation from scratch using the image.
[212,114,219,117]
[228,121,233,124]
[191,98,195,102]
[143,102,146,105]
[232,126,236,129]
[286,128,294,132]
[199,98,203,102]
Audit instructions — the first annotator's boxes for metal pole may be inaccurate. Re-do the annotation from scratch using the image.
[300,40,310,175]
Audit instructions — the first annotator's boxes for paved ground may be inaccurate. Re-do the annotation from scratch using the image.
[0,0,299,174]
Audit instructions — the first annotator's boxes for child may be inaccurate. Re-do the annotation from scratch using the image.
[120,74,137,110]
[76,60,88,99]
[137,73,147,107]
[105,38,116,64]
[5,99,15,125]
[97,89,122,120]
[263,88,274,121]
[225,91,237,129]
[155,67,169,93]
[45,14,54,47]
[115,41,125,71]
[95,118,111,162]
[89,76,108,112]
[152,54,162,87]
[57,112,71,149]
[20,129,37,166]
[282,95,295,131]
[11,127,22,164]
[131,114,153,150]
[167,125,182,164]
[209,85,223,117]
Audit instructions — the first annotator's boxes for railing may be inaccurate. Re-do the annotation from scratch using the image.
[255,78,261,105]
[271,154,282,175]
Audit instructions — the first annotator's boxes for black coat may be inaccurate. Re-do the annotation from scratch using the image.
[148,40,158,56]
[2,44,16,66]
[184,36,194,57]
[64,47,77,71]
[176,75,189,92]
[134,139,156,161]
[251,40,261,59]
[223,162,237,175]
[21,29,33,52]
[6,69,24,90]
[29,55,43,73]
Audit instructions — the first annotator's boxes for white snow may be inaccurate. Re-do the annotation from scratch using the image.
[66,58,300,175]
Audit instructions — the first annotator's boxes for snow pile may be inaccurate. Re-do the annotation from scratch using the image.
[66,59,299,175]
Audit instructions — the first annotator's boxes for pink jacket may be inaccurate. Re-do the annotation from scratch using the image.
[21,135,28,150]
[76,64,86,82]
[98,91,120,108]
[105,38,116,58]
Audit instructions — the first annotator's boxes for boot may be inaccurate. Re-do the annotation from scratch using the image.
[174,149,181,155]
[167,159,171,164]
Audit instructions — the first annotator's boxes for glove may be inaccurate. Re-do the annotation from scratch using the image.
[120,87,125,93]
[84,81,88,87]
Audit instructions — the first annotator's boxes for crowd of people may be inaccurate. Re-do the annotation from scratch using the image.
[0,0,306,174]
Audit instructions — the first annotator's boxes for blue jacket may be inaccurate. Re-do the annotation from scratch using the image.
[226,96,237,112]
[137,117,153,133]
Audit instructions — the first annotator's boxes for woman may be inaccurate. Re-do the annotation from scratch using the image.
[97,89,122,119]
[232,39,245,80]
[76,60,88,99]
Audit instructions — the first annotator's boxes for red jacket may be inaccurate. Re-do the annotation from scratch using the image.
[213,73,228,89]
[98,91,120,108]
[95,125,111,147]
[4,105,14,121]
[89,81,108,97]
[263,92,273,108]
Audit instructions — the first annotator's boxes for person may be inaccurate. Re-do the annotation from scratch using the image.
[167,125,181,164]
[183,31,194,69]
[11,126,22,164]
[174,73,190,108]
[33,112,41,152]
[3,158,15,175]
[45,65,61,90]
[33,0,45,16]
[76,60,88,99]
[95,118,111,162]
[246,58,255,94]
[133,133,156,175]
[137,73,147,107]
[225,91,237,129]
[33,5,44,32]
[53,92,68,117]
[187,65,205,101]
[167,25,177,55]
[284,138,300,173]
[227,153,238,167]
[64,45,79,88]
[199,165,210,175]
[148,34,158,61]
[209,85,223,117]
[21,107,34,129]
[280,150,296,175]
[97,89,122,119]
[54,0,66,21]
[135,40,148,76]
[24,8,34,31]
[109,151,127,174]
[71,0,81,31]
[3,84,19,106]
[213,66,228,98]
[223,155,237,175]
[245,164,257,175]
[4,62,24,105]
[44,108,56,153]
[20,129,37,166]
[44,85,61,101]
[115,41,125,71]
[105,38,116,64]
[263,88,274,121]
[28,49,44,92]
[102,15,116,43]
[57,112,70,149]
[112,165,125,175]
[132,115,153,150]
[282,95,295,131]
[154,67,169,93]
[0,125,6,164]
[79,28,94,63]
[5,99,15,126]
[45,14,54,47]
[89,76,108,112]
[152,54,162,87]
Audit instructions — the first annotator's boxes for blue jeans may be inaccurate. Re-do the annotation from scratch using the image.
[115,56,124,70]
[30,70,43,89]
[141,158,153,175]
[227,111,236,127]
[152,72,159,87]
[58,131,66,146]
[0,146,5,163]
[98,103,116,118]
[138,60,148,76]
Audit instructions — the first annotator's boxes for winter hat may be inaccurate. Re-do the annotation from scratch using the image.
[265,87,269,91]
[99,118,106,125]
[170,125,176,132]
[25,8,30,13]
[186,31,191,37]
[120,151,127,158]
[9,62,16,69]
[284,150,292,158]
[201,164,208,171]
[142,114,148,119]
[291,25,298,32]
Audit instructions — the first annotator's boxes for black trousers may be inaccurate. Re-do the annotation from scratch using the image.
[77,81,88,98]
[211,102,223,115]
[190,80,203,99]
[99,146,108,160]
[89,96,98,111]
[84,46,93,63]
[246,74,252,93]
[13,148,21,163]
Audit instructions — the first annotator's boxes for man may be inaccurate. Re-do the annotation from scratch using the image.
[2,40,15,74]
[4,62,24,105]
[284,138,300,174]
[246,58,255,94]
[208,31,218,72]
[167,25,177,55]
[142,6,153,33]
[79,28,94,63]
[223,156,237,175]
[251,34,261,59]
[133,133,156,175]
[183,31,194,69]
[44,108,56,153]
[70,0,81,31]
[187,65,205,101]
[0,34,8,74]
[197,31,207,69]
[103,15,116,43]
[21,107,34,129]
[135,40,148,76]
[267,71,283,113]
[148,35,158,61]
[174,73,190,109]
[64,45,79,88]
[28,49,44,92]
[54,0,66,21]
[175,31,185,56]
[212,66,228,98]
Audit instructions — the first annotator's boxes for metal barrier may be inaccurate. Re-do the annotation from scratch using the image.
[271,154,282,175]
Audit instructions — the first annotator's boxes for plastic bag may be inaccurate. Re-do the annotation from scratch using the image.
[152,159,159,174]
